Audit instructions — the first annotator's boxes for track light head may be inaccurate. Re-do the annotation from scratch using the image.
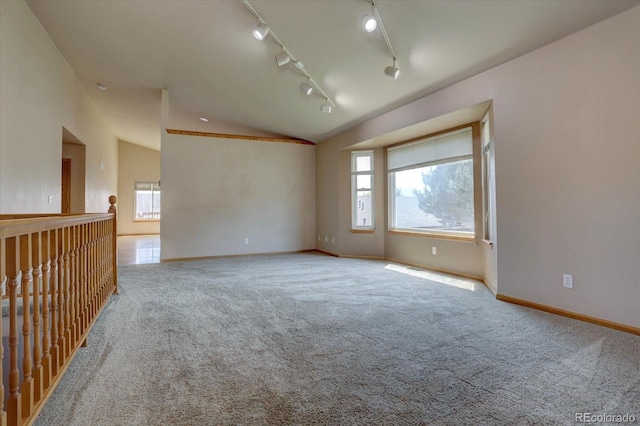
[253,23,270,40]
[320,99,332,114]
[362,15,377,33]
[300,82,313,96]
[384,59,400,79]
[275,52,290,67]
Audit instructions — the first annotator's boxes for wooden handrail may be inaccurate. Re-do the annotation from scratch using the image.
[0,196,118,426]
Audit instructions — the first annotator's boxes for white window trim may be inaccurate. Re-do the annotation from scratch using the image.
[351,151,374,230]
[481,114,493,243]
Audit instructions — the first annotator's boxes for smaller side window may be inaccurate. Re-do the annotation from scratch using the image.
[134,181,161,221]
[351,151,374,229]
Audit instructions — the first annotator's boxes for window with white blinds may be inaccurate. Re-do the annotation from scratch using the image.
[387,127,473,172]
[388,127,475,236]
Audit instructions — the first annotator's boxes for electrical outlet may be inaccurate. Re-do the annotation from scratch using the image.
[432,247,437,255]
[563,274,573,289]
[48,195,53,204]
[324,236,328,243]
[244,238,249,245]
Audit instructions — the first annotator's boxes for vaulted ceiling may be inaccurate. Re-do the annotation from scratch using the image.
[27,0,639,150]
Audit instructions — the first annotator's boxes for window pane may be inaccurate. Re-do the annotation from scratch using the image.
[355,191,372,227]
[135,190,153,219]
[356,174,371,189]
[153,191,161,216]
[356,155,371,172]
[393,159,474,233]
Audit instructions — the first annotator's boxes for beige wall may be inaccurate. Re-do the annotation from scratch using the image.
[0,0,118,214]
[161,133,316,260]
[317,7,640,328]
[117,140,161,235]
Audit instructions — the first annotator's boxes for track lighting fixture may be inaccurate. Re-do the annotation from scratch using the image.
[300,79,313,96]
[243,0,335,113]
[366,0,400,80]
[275,52,290,67]
[253,23,270,40]
[320,99,332,114]
[384,59,400,79]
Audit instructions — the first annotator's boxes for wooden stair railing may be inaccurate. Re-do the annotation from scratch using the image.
[0,196,118,426]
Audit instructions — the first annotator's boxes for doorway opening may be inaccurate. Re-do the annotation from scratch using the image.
[62,127,86,214]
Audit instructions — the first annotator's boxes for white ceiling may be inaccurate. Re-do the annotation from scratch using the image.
[27,0,639,150]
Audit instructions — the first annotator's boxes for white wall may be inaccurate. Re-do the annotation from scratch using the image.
[117,140,161,235]
[161,133,316,260]
[316,6,640,328]
[0,0,117,214]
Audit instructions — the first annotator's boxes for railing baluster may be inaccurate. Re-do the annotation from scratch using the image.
[60,226,70,364]
[79,224,87,346]
[6,237,22,426]
[109,196,118,295]
[20,233,34,419]
[0,237,7,425]
[41,229,52,391]
[49,229,61,377]
[31,232,44,404]
[83,224,90,332]
[68,226,77,348]
[90,223,97,320]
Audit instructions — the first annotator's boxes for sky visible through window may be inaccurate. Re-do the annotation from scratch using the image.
[395,168,424,196]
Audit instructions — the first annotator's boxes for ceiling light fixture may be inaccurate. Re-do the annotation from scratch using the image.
[242,0,336,112]
[253,22,270,40]
[320,98,332,114]
[363,16,377,33]
[300,79,313,96]
[97,83,107,91]
[367,0,400,79]
[199,117,209,122]
[384,59,400,79]
[362,2,377,34]
[275,52,290,67]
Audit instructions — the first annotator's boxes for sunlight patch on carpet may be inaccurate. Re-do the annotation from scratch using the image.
[384,263,477,291]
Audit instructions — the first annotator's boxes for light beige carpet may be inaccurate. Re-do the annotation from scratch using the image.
[34,252,640,425]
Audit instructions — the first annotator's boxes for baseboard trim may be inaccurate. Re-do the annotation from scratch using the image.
[496,294,640,336]
[314,249,339,257]
[339,254,385,261]
[161,249,315,263]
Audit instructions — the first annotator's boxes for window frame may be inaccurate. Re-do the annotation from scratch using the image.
[134,181,161,222]
[481,113,493,244]
[386,125,476,240]
[351,150,375,230]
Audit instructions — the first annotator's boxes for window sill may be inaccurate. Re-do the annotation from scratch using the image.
[134,219,160,223]
[350,229,375,234]
[387,229,475,242]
